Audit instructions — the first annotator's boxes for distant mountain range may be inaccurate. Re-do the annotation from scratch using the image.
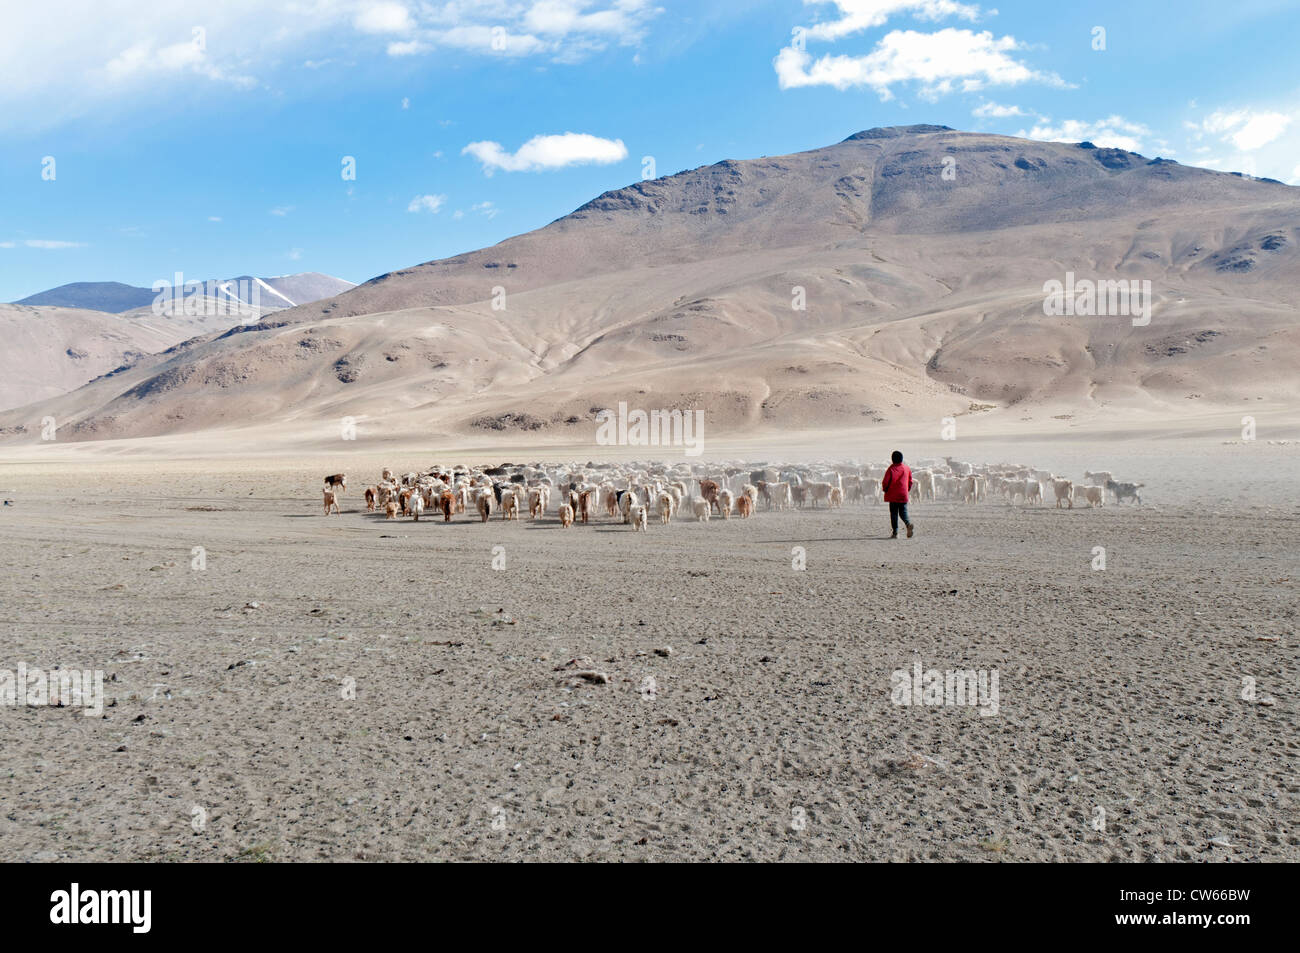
[0,272,357,411]
[13,273,356,314]
[15,281,158,313]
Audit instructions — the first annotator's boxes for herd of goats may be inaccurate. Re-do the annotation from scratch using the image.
[317,457,1145,527]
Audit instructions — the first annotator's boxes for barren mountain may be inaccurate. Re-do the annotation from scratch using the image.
[14,281,158,313]
[3,126,1297,447]
[0,304,185,411]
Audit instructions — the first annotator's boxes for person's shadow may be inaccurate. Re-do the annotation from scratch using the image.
[751,535,900,543]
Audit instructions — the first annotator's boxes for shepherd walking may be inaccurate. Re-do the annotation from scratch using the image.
[881,450,916,539]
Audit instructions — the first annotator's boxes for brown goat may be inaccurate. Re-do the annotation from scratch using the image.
[697,479,721,514]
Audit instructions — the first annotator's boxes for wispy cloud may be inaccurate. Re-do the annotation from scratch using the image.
[1182,102,1300,179]
[1019,116,1151,152]
[270,206,293,217]
[973,100,1030,118]
[1191,108,1293,151]
[801,0,984,41]
[394,1,660,59]
[386,39,429,56]
[0,1,662,132]
[407,194,446,213]
[463,132,627,174]
[1,239,87,249]
[104,35,255,89]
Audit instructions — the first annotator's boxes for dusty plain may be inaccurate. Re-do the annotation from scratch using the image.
[1,433,1295,862]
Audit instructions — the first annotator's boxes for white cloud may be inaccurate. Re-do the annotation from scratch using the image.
[386,1,660,59]
[801,0,984,41]
[0,2,663,131]
[270,206,293,216]
[1019,116,1151,152]
[407,194,446,213]
[288,248,303,261]
[523,0,658,39]
[775,28,1065,99]
[19,239,86,249]
[776,2,1065,101]
[387,40,428,56]
[463,132,628,173]
[419,25,548,57]
[973,100,1028,118]
[354,2,413,34]
[104,36,255,89]
[1182,104,1300,181]
[208,216,222,222]
[448,199,499,222]
[1196,108,1292,151]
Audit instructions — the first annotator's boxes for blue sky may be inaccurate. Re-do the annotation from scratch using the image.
[2,0,1298,302]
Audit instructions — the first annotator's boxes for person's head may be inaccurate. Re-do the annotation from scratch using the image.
[891,450,903,464]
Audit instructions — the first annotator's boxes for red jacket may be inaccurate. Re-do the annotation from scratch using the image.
[881,463,913,503]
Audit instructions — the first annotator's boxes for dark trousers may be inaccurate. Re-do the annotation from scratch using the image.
[889,501,911,534]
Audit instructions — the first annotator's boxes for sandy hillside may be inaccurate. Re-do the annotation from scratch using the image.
[0,437,1295,862]
[1,274,358,415]
[2,126,1296,448]
[0,304,200,412]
